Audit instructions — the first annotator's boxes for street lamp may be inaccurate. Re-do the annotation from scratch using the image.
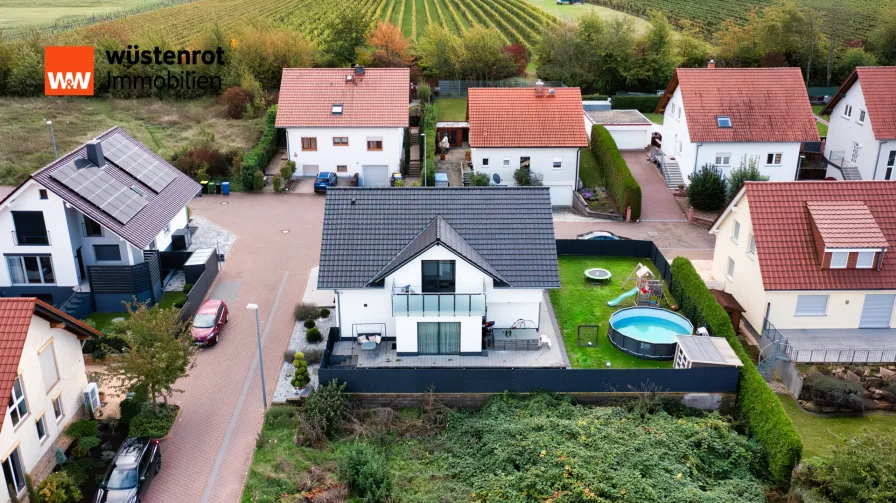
[420,133,426,187]
[45,120,58,159]
[246,303,267,409]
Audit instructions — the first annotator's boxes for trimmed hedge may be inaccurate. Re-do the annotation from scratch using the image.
[421,103,438,186]
[587,125,642,220]
[582,94,609,101]
[241,105,278,191]
[669,257,802,484]
[611,95,662,113]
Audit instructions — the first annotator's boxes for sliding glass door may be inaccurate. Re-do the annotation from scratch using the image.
[417,322,461,354]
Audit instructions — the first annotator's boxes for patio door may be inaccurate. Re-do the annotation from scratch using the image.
[859,294,896,328]
[417,322,461,354]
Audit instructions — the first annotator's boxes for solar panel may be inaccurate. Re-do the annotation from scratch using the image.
[50,160,147,224]
[101,134,177,193]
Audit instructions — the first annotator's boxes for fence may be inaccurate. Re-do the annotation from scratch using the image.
[555,239,672,284]
[176,248,219,323]
[437,79,566,98]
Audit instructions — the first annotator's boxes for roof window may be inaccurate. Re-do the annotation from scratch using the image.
[332,104,343,115]
[717,116,732,128]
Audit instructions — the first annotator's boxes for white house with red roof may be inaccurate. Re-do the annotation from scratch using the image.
[0,298,101,500]
[275,66,409,186]
[655,64,819,185]
[820,67,896,181]
[709,181,896,365]
[467,84,589,207]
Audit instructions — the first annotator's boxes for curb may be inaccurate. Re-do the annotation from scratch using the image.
[157,405,183,443]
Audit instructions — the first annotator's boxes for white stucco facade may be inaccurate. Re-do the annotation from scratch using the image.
[469,147,580,206]
[662,86,802,182]
[0,314,89,501]
[823,81,896,181]
[583,115,653,150]
[284,127,404,185]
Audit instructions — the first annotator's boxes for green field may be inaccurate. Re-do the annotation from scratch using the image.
[433,97,467,121]
[0,0,193,38]
[524,0,650,32]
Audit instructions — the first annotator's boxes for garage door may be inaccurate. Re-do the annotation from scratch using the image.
[548,184,573,206]
[859,294,896,328]
[609,129,649,150]
[301,164,318,176]
[362,165,389,187]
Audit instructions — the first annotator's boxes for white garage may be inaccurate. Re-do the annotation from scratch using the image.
[547,183,574,206]
[584,110,653,150]
[301,164,319,176]
[362,165,389,187]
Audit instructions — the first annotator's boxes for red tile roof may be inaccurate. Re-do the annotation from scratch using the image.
[807,202,889,249]
[742,181,896,291]
[275,68,409,128]
[821,67,896,140]
[467,88,589,148]
[656,68,819,143]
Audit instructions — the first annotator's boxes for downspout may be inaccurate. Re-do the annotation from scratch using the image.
[692,143,703,179]
[336,290,343,339]
[871,140,889,180]
[575,148,581,190]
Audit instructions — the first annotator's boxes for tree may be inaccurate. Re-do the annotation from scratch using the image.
[415,24,460,78]
[229,26,314,89]
[726,155,768,200]
[534,21,595,91]
[503,43,529,76]
[366,21,411,67]
[107,302,197,414]
[833,48,878,83]
[6,45,43,97]
[638,12,676,89]
[457,26,516,81]
[513,166,543,186]
[674,24,711,68]
[687,164,727,211]
[869,10,896,65]
[320,9,371,66]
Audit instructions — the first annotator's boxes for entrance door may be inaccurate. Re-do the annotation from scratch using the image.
[417,322,461,354]
[76,247,86,283]
[859,294,896,328]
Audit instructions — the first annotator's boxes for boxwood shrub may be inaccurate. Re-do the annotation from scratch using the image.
[241,105,278,191]
[669,257,802,484]
[587,125,642,220]
[611,94,662,113]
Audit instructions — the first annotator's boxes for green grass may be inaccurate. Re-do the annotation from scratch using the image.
[85,312,130,333]
[158,291,187,310]
[433,97,467,122]
[643,112,663,124]
[523,0,650,33]
[578,147,599,187]
[817,121,828,137]
[778,393,896,460]
[0,0,187,37]
[549,256,675,369]
[812,105,830,120]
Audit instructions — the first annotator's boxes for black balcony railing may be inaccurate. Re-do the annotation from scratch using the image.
[12,230,50,246]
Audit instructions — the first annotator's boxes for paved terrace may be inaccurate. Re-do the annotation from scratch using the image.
[780,327,896,363]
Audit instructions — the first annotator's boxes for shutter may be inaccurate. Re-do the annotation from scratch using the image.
[859,294,896,328]
[795,295,828,316]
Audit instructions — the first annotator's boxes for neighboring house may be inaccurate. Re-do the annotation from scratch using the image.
[467,84,589,206]
[820,66,896,181]
[0,298,101,502]
[584,110,653,150]
[275,66,409,186]
[709,181,896,363]
[655,64,819,183]
[318,187,560,357]
[0,127,200,314]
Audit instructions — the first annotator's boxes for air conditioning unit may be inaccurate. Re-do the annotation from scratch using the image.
[83,382,101,414]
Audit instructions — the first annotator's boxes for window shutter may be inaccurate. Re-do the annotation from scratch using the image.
[795,295,828,316]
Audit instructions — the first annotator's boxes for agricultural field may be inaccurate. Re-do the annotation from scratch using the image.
[524,0,650,32]
[0,0,193,38]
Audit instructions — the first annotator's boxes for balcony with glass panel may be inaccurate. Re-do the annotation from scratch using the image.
[391,284,486,317]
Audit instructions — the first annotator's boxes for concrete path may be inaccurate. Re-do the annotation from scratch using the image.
[554,219,714,261]
[621,151,687,222]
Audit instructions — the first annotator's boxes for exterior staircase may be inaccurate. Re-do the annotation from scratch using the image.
[840,164,862,181]
[757,318,793,382]
[58,289,93,319]
[663,159,685,189]
[408,127,421,177]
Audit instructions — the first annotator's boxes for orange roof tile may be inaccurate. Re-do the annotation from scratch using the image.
[657,68,819,143]
[467,87,589,148]
[822,67,896,140]
[275,68,409,128]
[743,181,896,291]
[807,202,889,249]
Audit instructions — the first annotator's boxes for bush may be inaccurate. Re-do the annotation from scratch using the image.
[291,352,310,389]
[119,397,144,425]
[421,103,438,187]
[470,172,489,186]
[320,308,331,318]
[669,257,802,484]
[687,163,728,211]
[221,86,251,119]
[305,327,322,343]
[279,161,296,183]
[582,93,610,100]
[301,379,349,442]
[128,404,178,438]
[272,174,282,192]
[337,444,392,503]
[416,80,432,104]
[587,125,642,220]
[173,146,235,180]
[294,303,320,321]
[37,472,82,503]
[792,434,896,503]
[252,170,265,191]
[611,94,662,112]
[242,105,279,191]
[513,166,543,186]
[182,283,194,294]
[304,319,316,329]
[727,156,769,200]
[801,372,864,411]
[303,348,324,364]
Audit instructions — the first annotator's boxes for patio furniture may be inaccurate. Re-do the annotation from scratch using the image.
[493,328,540,350]
[539,334,552,349]
[585,268,612,284]
[360,341,377,350]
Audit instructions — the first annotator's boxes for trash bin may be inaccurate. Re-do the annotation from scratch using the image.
[222,181,230,195]
[434,173,449,187]
[199,180,209,195]
[215,182,222,194]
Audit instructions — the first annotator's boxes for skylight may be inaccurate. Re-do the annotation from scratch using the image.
[717,116,732,128]
[332,104,343,115]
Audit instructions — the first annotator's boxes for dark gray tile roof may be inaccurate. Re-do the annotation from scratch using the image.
[30,127,200,249]
[584,110,651,125]
[319,187,560,289]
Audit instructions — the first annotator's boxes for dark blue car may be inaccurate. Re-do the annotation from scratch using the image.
[314,172,338,193]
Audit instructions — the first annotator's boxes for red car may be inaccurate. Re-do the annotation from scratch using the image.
[191,299,228,345]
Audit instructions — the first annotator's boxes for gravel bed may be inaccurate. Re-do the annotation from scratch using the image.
[272,312,335,402]
[287,312,335,354]
[273,361,318,402]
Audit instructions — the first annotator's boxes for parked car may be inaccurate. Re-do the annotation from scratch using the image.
[95,437,161,503]
[191,299,229,346]
[576,230,629,241]
[313,172,338,193]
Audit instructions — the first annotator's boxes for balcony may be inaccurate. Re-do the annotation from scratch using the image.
[391,283,485,317]
[12,230,50,246]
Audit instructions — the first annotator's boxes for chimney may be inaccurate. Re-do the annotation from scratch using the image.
[535,79,544,96]
[707,59,716,69]
[354,65,365,76]
[85,140,105,168]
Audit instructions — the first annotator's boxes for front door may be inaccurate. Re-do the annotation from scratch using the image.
[76,247,85,283]
[417,322,461,354]
[859,294,896,328]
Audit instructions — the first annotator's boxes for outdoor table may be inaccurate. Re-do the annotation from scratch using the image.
[584,268,612,284]
[360,341,377,350]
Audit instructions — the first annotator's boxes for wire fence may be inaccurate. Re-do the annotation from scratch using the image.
[437,79,566,98]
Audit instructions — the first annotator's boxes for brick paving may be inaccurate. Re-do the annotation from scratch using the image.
[621,151,687,222]
[144,192,324,503]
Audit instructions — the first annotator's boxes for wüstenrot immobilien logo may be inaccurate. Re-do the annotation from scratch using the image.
[44,46,94,96]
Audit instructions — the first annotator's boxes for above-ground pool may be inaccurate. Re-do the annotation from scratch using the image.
[608,307,694,360]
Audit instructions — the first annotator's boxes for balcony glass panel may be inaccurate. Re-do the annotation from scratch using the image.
[440,295,455,315]
[455,295,470,316]
[392,295,407,316]
[471,294,485,316]
[423,295,439,316]
[408,295,423,316]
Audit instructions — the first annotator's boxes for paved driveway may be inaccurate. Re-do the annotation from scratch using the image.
[144,192,325,503]
[621,151,687,222]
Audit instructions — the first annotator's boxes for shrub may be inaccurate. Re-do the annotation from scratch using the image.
[25,473,39,503]
[241,105,279,191]
[320,308,331,318]
[687,163,728,211]
[301,379,349,442]
[801,372,864,411]
[337,444,392,503]
[173,146,234,180]
[792,434,896,503]
[252,170,265,191]
[38,472,82,503]
[272,174,282,192]
[470,172,489,186]
[291,352,310,389]
[588,125,642,220]
[119,396,144,425]
[128,404,178,438]
[304,348,324,364]
[582,93,610,100]
[280,161,295,183]
[669,257,802,484]
[304,319,316,329]
[305,327,322,343]
[416,80,432,104]
[726,155,769,200]
[611,94,662,113]
[173,300,186,309]
[221,86,251,119]
[513,166,543,186]
[421,103,438,187]
[294,303,320,321]
[182,283,194,294]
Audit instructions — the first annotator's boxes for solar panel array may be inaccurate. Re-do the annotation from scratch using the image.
[101,134,177,193]
[50,159,148,224]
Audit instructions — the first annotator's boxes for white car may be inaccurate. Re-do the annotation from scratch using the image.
[576,230,628,241]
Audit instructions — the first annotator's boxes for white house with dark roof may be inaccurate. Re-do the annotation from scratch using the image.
[275,66,409,185]
[0,127,200,314]
[318,187,564,366]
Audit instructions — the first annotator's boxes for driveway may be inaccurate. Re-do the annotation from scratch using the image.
[621,151,687,222]
[144,192,325,503]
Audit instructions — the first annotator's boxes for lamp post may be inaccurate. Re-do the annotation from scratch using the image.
[421,133,426,187]
[46,120,58,159]
[246,303,267,409]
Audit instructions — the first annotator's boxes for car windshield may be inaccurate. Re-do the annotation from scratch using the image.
[104,468,138,490]
[193,313,217,328]
[315,176,328,183]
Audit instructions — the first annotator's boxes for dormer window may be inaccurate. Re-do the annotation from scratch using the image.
[830,252,848,269]
[808,201,888,272]
[331,104,343,115]
[717,116,731,128]
[857,251,875,269]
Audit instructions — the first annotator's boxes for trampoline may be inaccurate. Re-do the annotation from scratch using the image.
[584,268,612,284]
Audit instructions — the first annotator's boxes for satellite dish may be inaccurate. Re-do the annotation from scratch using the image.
[492,173,501,184]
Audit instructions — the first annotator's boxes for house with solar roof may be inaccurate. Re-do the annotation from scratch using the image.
[0,127,200,314]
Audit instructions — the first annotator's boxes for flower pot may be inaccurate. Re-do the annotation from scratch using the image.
[440,153,446,160]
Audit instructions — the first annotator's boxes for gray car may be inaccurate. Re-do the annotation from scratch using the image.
[95,437,161,503]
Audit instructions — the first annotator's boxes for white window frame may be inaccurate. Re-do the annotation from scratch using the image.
[482,158,489,167]
[715,153,731,166]
[6,255,55,285]
[843,104,852,118]
[830,251,849,269]
[857,110,866,124]
[765,153,783,166]
[2,446,25,496]
[716,116,732,128]
[886,151,895,181]
[747,233,756,258]
[669,103,675,116]
[35,413,47,443]
[731,220,740,243]
[677,107,682,121]
[502,157,510,168]
[795,295,829,316]
[552,157,562,169]
[726,257,735,280]
[7,375,28,428]
[52,393,64,423]
[856,251,875,269]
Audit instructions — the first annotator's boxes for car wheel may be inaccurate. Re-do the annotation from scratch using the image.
[224,313,229,323]
[215,333,220,345]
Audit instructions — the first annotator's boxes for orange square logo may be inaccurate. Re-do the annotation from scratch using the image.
[44,46,94,96]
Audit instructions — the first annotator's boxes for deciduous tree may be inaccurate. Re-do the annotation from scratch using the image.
[869,9,896,65]
[457,26,516,81]
[415,24,460,78]
[320,9,371,67]
[366,21,412,67]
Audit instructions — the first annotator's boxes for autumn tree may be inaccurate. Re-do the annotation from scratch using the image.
[229,26,315,89]
[366,21,411,67]
[415,24,461,78]
[503,43,529,76]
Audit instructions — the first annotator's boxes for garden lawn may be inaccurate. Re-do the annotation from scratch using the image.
[433,98,467,122]
[85,312,129,333]
[158,291,187,310]
[643,112,664,124]
[578,148,599,187]
[549,256,674,369]
[778,393,896,460]
[817,120,828,137]
[812,105,830,120]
